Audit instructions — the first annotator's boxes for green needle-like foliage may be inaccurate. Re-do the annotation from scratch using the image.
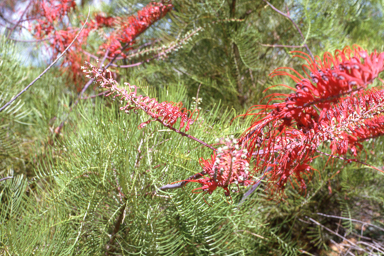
[1,0,384,255]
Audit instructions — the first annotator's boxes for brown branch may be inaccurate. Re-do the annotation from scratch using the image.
[262,0,314,60]
[0,11,90,112]
[307,217,361,248]
[303,87,363,108]
[0,13,28,29]
[90,73,216,152]
[55,49,111,135]
[260,43,306,49]
[159,171,206,191]
[105,202,126,255]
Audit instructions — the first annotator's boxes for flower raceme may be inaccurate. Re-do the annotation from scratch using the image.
[236,46,384,193]
[83,64,197,132]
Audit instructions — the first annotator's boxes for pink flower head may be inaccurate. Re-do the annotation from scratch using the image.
[187,137,252,196]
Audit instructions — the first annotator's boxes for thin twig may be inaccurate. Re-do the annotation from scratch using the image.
[303,87,363,108]
[235,230,266,240]
[6,0,32,40]
[0,176,13,182]
[262,0,314,60]
[122,97,215,151]
[0,13,27,28]
[0,11,90,112]
[155,118,216,151]
[317,213,384,232]
[195,83,202,108]
[153,115,216,151]
[55,49,110,135]
[307,217,361,249]
[135,138,144,168]
[357,241,384,254]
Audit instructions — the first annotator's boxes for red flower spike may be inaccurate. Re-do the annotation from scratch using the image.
[235,46,384,196]
[84,65,197,132]
[101,2,173,57]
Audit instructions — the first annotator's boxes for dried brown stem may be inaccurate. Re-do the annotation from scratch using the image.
[239,166,269,205]
[307,217,361,248]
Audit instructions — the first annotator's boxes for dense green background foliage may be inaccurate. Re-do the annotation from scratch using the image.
[1,0,383,255]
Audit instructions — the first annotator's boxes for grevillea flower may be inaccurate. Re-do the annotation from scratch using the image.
[185,136,252,196]
[83,63,197,132]
[236,46,384,193]
[315,88,384,156]
[99,2,173,57]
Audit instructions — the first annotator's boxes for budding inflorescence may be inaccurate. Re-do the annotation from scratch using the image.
[191,97,202,110]
[82,63,198,132]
